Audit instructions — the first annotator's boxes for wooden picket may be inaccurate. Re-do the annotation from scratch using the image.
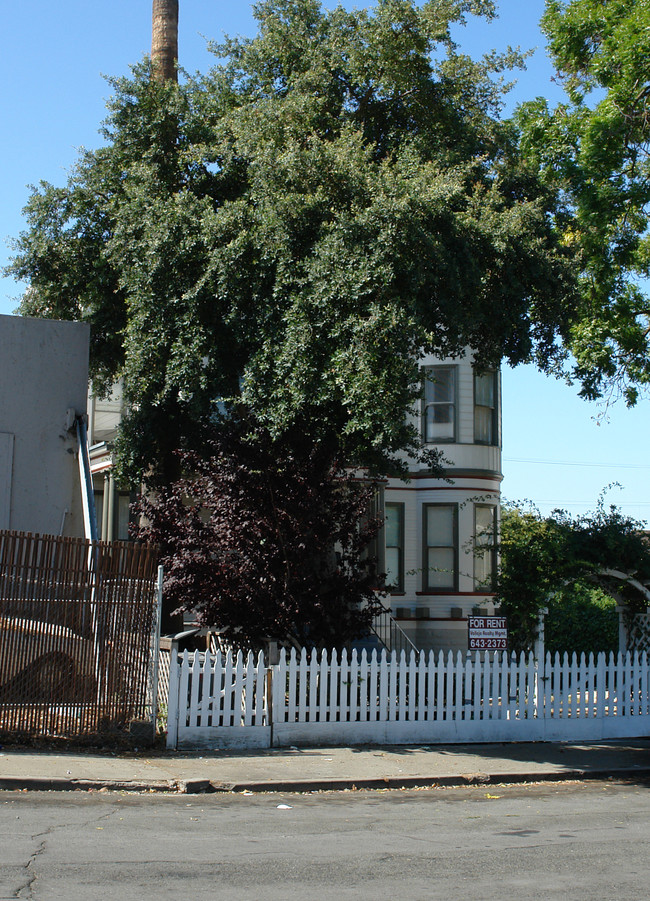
[167,647,650,749]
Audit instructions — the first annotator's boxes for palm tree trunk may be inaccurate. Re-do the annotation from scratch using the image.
[152,0,179,82]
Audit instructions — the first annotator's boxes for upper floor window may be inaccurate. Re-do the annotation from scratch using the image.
[474,370,498,446]
[422,366,456,443]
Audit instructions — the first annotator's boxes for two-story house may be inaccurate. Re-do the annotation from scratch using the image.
[88,350,501,653]
[382,352,501,653]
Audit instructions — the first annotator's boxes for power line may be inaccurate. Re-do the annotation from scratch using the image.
[518,500,650,508]
[503,458,650,470]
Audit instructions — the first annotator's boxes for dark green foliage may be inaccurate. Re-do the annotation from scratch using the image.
[497,500,650,652]
[545,583,619,656]
[496,506,571,653]
[135,417,385,649]
[6,0,577,485]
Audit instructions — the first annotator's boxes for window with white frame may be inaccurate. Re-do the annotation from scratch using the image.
[423,503,458,591]
[474,369,498,445]
[422,366,456,443]
[474,504,497,589]
[384,502,404,592]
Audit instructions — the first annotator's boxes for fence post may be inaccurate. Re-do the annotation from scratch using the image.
[534,607,548,719]
[166,636,180,750]
[266,641,280,747]
[150,566,164,735]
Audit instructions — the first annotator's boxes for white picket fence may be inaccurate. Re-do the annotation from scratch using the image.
[166,647,650,749]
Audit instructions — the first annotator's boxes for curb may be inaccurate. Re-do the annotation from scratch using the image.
[0,777,177,793]
[1,767,649,794]
[206,767,650,794]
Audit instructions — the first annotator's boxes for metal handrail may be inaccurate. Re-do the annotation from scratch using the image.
[369,602,418,656]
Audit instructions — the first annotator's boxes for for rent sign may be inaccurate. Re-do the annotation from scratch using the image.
[468,616,508,651]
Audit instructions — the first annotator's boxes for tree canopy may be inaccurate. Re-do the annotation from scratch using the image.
[517,0,650,406]
[6,0,578,484]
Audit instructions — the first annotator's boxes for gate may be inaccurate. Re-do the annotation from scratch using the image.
[0,531,161,740]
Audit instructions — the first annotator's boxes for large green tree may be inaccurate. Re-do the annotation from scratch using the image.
[7,0,577,484]
[517,0,650,405]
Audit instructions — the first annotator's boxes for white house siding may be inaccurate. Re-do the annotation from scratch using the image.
[88,381,124,446]
[384,352,502,653]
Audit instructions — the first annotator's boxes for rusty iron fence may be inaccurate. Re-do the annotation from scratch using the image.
[0,531,161,740]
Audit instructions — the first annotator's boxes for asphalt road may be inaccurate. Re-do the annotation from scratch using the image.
[1,780,648,900]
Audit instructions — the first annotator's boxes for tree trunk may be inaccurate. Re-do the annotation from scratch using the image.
[151,0,181,633]
[152,0,179,82]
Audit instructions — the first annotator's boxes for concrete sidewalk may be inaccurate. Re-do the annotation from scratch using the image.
[0,739,649,793]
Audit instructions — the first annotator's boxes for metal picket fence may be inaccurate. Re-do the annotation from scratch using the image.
[0,530,161,740]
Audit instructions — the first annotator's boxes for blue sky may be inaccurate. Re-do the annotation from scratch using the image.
[2,1,649,523]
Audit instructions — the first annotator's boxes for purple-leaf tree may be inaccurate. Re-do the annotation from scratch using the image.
[137,420,386,649]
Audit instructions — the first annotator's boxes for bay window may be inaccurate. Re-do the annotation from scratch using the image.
[474,369,498,445]
[422,366,456,443]
[384,502,404,592]
[474,504,497,589]
[423,503,458,591]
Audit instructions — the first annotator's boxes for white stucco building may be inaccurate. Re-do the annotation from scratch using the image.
[0,314,90,537]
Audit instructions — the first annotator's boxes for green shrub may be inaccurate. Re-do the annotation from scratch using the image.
[545,582,619,656]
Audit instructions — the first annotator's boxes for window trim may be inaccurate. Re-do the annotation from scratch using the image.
[422,503,458,592]
[473,369,499,446]
[384,501,405,593]
[474,503,497,590]
[422,365,457,444]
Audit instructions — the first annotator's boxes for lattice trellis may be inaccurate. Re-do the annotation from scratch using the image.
[627,613,650,652]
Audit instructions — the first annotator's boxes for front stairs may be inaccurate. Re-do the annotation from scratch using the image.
[352,602,417,657]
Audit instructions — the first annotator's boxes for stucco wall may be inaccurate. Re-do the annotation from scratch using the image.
[0,314,90,536]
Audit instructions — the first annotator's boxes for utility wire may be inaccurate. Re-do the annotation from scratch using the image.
[504,458,650,469]
[521,500,650,508]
